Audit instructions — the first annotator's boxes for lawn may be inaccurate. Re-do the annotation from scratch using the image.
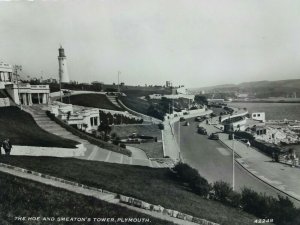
[127,142,163,158]
[111,124,162,140]
[0,156,258,225]
[118,96,151,115]
[0,107,79,148]
[111,124,163,158]
[0,172,174,225]
[62,94,123,111]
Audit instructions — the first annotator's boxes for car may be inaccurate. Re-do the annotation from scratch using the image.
[179,117,186,122]
[184,121,190,126]
[195,116,204,122]
[197,127,207,135]
[209,133,219,140]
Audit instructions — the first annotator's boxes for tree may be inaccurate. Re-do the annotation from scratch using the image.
[97,120,111,136]
[194,95,208,105]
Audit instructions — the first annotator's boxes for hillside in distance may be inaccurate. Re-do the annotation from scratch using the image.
[189,79,300,98]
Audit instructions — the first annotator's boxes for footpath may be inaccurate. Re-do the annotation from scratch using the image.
[0,163,218,225]
[21,105,170,168]
[202,118,300,203]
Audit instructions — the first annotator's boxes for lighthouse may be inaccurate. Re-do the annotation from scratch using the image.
[58,45,70,83]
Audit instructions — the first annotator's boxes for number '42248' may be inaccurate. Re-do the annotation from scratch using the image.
[254,219,273,223]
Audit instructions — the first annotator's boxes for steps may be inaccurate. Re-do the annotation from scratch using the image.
[106,95,121,108]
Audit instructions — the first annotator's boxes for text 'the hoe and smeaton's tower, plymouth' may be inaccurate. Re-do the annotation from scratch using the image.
[58,46,70,83]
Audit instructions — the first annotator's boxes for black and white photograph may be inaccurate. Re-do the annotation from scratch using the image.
[1,0,300,224]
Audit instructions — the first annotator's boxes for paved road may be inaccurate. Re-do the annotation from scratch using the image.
[175,118,297,201]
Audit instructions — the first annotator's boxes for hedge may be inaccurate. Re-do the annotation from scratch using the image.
[46,111,132,157]
[234,131,284,157]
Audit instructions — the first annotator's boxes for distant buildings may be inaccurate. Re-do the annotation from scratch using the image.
[166,81,172,87]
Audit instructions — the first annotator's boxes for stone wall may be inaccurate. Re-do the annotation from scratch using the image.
[119,195,219,225]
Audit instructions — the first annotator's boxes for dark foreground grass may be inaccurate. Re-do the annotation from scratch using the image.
[0,156,258,225]
[0,107,78,148]
[62,94,122,111]
[0,172,174,225]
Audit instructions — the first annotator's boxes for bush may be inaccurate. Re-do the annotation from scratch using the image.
[158,123,164,130]
[227,191,242,208]
[213,181,233,203]
[241,188,277,218]
[120,143,126,148]
[173,163,210,197]
[270,195,298,225]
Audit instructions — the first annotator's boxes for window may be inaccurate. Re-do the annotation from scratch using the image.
[257,114,260,117]
[253,114,256,117]
[90,117,93,126]
[94,117,98,126]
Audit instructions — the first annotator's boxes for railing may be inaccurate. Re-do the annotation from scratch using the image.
[30,85,49,89]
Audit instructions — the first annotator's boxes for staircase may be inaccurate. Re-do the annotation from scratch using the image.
[106,95,122,109]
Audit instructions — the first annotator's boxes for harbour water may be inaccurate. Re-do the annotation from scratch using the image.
[228,102,300,121]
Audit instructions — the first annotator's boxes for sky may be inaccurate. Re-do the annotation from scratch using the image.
[1,0,300,88]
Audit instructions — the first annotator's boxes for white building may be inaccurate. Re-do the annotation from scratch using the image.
[49,102,100,134]
[251,112,266,123]
[0,62,13,87]
[0,61,50,105]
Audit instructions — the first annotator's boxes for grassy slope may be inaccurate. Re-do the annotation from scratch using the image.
[128,142,163,158]
[0,156,257,225]
[111,124,162,140]
[62,94,123,111]
[119,96,151,115]
[111,124,163,158]
[0,172,174,225]
[0,107,79,148]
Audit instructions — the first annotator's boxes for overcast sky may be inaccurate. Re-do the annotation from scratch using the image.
[1,0,300,88]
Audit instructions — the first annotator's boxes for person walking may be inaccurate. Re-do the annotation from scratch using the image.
[2,138,12,156]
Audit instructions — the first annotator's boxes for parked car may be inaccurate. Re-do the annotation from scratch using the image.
[180,117,186,122]
[197,127,207,135]
[184,121,190,126]
[209,133,219,140]
[195,116,204,122]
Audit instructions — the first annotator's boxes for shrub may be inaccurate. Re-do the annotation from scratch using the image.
[120,143,126,148]
[213,181,233,203]
[270,195,297,225]
[241,188,277,218]
[173,163,210,197]
[158,123,164,130]
[227,191,242,208]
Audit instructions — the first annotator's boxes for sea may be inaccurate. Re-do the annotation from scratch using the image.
[228,102,300,121]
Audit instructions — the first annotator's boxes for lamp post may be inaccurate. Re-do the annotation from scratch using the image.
[232,133,235,191]
[178,119,181,162]
[117,71,121,93]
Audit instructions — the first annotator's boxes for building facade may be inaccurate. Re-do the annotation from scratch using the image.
[0,61,50,105]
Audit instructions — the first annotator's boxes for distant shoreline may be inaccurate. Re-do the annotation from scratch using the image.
[231,100,300,104]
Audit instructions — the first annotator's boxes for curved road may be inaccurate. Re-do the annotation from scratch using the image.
[174,118,299,205]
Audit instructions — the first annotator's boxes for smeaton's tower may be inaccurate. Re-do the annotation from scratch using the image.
[58,45,70,83]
